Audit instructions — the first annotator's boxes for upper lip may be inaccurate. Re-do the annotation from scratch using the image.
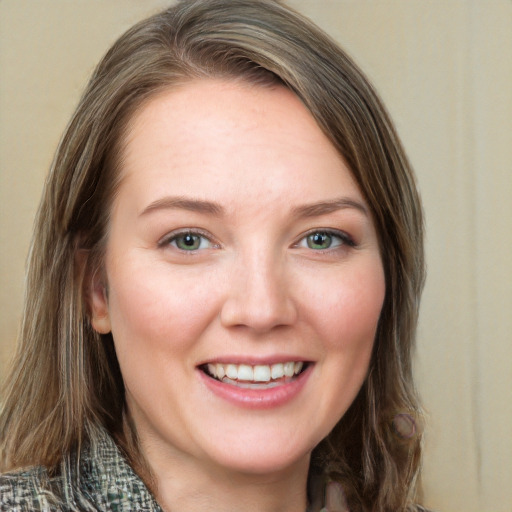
[197,355,312,366]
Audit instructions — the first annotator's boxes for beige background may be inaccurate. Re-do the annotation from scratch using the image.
[1,1,511,511]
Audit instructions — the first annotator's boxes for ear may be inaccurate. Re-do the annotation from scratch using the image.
[88,268,112,334]
[77,248,112,334]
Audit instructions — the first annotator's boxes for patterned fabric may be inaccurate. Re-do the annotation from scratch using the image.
[0,431,162,512]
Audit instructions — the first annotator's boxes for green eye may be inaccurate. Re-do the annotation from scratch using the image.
[298,230,353,251]
[172,233,206,251]
[307,232,334,250]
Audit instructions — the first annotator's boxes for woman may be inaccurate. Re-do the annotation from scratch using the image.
[0,1,427,511]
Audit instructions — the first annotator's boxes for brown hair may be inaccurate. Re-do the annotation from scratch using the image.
[0,1,425,510]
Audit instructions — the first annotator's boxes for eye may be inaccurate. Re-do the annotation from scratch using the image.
[298,230,354,250]
[164,231,214,251]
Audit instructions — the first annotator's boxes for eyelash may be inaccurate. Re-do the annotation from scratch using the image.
[296,229,356,251]
[158,228,356,253]
[158,229,217,252]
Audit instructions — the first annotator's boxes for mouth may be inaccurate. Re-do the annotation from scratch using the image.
[200,361,309,389]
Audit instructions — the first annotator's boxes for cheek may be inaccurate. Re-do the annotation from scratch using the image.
[105,257,220,357]
[319,264,384,415]
[303,261,386,353]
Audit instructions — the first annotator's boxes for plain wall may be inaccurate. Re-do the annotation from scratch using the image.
[1,2,511,511]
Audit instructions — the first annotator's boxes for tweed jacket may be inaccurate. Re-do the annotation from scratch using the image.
[0,431,162,512]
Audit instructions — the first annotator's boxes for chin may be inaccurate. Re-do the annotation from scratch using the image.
[200,430,315,477]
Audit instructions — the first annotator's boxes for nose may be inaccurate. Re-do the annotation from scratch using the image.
[220,251,298,333]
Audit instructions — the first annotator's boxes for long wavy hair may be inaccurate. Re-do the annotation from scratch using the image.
[0,1,425,510]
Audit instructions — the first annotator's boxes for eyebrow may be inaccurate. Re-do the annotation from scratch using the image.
[291,198,368,217]
[139,195,368,218]
[140,196,225,216]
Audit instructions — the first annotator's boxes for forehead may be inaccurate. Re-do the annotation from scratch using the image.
[115,79,363,214]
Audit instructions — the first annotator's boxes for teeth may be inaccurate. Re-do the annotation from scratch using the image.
[284,362,295,377]
[204,361,305,382]
[226,364,238,379]
[216,364,225,379]
[253,365,271,382]
[271,363,284,380]
[237,364,254,381]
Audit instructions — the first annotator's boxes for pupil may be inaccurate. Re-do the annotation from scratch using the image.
[308,232,331,249]
[183,234,195,246]
[313,233,325,245]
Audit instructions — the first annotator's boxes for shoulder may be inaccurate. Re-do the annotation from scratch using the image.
[1,428,162,512]
[0,466,66,512]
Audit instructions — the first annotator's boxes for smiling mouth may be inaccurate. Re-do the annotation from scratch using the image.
[200,361,309,389]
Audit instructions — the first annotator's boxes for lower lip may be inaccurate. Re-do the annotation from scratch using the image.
[198,365,312,409]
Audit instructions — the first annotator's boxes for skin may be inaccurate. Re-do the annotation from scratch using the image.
[89,79,385,512]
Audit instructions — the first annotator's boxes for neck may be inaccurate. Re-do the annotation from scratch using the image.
[144,443,310,512]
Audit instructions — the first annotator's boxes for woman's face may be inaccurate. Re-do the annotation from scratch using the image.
[90,80,385,478]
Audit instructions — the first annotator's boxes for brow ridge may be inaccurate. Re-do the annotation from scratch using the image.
[292,198,368,217]
[140,196,224,216]
[141,196,367,218]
